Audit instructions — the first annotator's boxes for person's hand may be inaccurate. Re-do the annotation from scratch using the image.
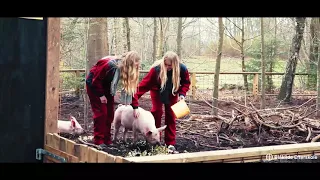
[100,95,107,104]
[133,108,140,118]
[179,95,185,101]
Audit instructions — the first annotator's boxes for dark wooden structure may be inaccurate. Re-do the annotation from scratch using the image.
[0,17,60,162]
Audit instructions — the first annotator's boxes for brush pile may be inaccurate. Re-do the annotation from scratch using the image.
[184,97,320,148]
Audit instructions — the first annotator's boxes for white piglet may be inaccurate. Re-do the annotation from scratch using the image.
[58,115,85,135]
[113,104,166,145]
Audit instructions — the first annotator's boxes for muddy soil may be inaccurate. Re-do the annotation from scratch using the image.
[58,93,320,161]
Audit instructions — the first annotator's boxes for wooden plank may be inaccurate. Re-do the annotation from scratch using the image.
[65,139,76,156]
[44,145,78,163]
[45,133,53,145]
[45,18,60,135]
[115,156,130,163]
[97,151,116,163]
[88,147,99,163]
[59,136,67,152]
[51,133,61,149]
[74,144,89,163]
[125,142,320,163]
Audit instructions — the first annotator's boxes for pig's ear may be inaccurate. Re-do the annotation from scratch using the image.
[71,120,76,128]
[157,125,167,132]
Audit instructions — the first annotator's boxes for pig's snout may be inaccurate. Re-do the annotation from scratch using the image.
[81,129,87,134]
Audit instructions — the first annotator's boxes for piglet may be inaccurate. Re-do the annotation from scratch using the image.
[58,115,85,135]
[113,104,166,145]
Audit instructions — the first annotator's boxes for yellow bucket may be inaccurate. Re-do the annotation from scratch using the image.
[171,100,190,119]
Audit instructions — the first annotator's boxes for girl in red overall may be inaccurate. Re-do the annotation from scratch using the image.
[131,51,190,152]
[86,51,141,149]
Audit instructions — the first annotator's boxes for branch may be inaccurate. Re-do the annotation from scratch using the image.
[182,18,198,31]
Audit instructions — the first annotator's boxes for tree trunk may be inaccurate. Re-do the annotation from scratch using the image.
[267,18,277,93]
[113,18,119,55]
[142,18,146,62]
[260,18,266,109]
[308,18,319,89]
[87,18,109,70]
[212,17,224,115]
[157,18,164,58]
[317,32,320,116]
[122,18,128,52]
[198,19,201,56]
[177,17,182,58]
[278,17,306,102]
[125,18,131,51]
[152,18,157,62]
[240,17,248,91]
[157,18,169,58]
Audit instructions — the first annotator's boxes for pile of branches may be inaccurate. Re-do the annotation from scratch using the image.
[191,97,320,144]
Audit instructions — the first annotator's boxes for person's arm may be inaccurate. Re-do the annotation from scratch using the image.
[177,64,191,98]
[131,68,158,109]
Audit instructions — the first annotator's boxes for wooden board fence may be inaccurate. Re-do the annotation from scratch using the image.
[44,133,129,163]
[124,142,320,163]
[44,132,320,163]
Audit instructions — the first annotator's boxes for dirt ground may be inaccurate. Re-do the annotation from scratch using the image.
[58,92,320,162]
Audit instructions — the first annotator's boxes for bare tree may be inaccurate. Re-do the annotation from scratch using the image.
[222,18,258,91]
[307,18,320,89]
[317,42,320,116]
[177,18,182,57]
[122,18,131,52]
[152,18,158,62]
[157,18,170,58]
[278,17,306,102]
[260,18,266,109]
[177,18,198,58]
[112,18,120,55]
[212,17,224,115]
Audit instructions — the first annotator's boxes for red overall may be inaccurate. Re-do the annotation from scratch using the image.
[131,64,191,145]
[85,57,117,145]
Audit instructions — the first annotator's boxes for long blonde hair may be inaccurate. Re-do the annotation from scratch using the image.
[151,51,180,95]
[117,51,141,95]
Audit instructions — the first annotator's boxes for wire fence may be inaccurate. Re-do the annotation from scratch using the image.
[58,69,314,102]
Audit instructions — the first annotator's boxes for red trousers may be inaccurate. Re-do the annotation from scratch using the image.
[86,85,114,145]
[150,90,178,145]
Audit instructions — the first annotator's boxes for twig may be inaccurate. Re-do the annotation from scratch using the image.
[311,134,320,142]
[299,109,318,120]
[200,94,230,115]
[276,99,284,108]
[306,127,312,142]
[199,143,230,150]
[298,97,316,108]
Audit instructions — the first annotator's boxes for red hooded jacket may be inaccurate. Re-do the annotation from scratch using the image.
[86,57,118,97]
[131,63,191,108]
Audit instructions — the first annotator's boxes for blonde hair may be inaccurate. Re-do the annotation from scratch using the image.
[151,51,180,95]
[117,51,141,96]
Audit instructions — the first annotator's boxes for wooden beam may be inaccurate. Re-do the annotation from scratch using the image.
[124,142,320,163]
[45,18,61,135]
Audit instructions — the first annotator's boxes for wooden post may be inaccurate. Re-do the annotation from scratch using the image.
[191,73,196,100]
[253,73,259,99]
[45,18,61,135]
[75,70,80,97]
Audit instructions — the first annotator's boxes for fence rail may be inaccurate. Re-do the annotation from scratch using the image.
[59,69,315,100]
